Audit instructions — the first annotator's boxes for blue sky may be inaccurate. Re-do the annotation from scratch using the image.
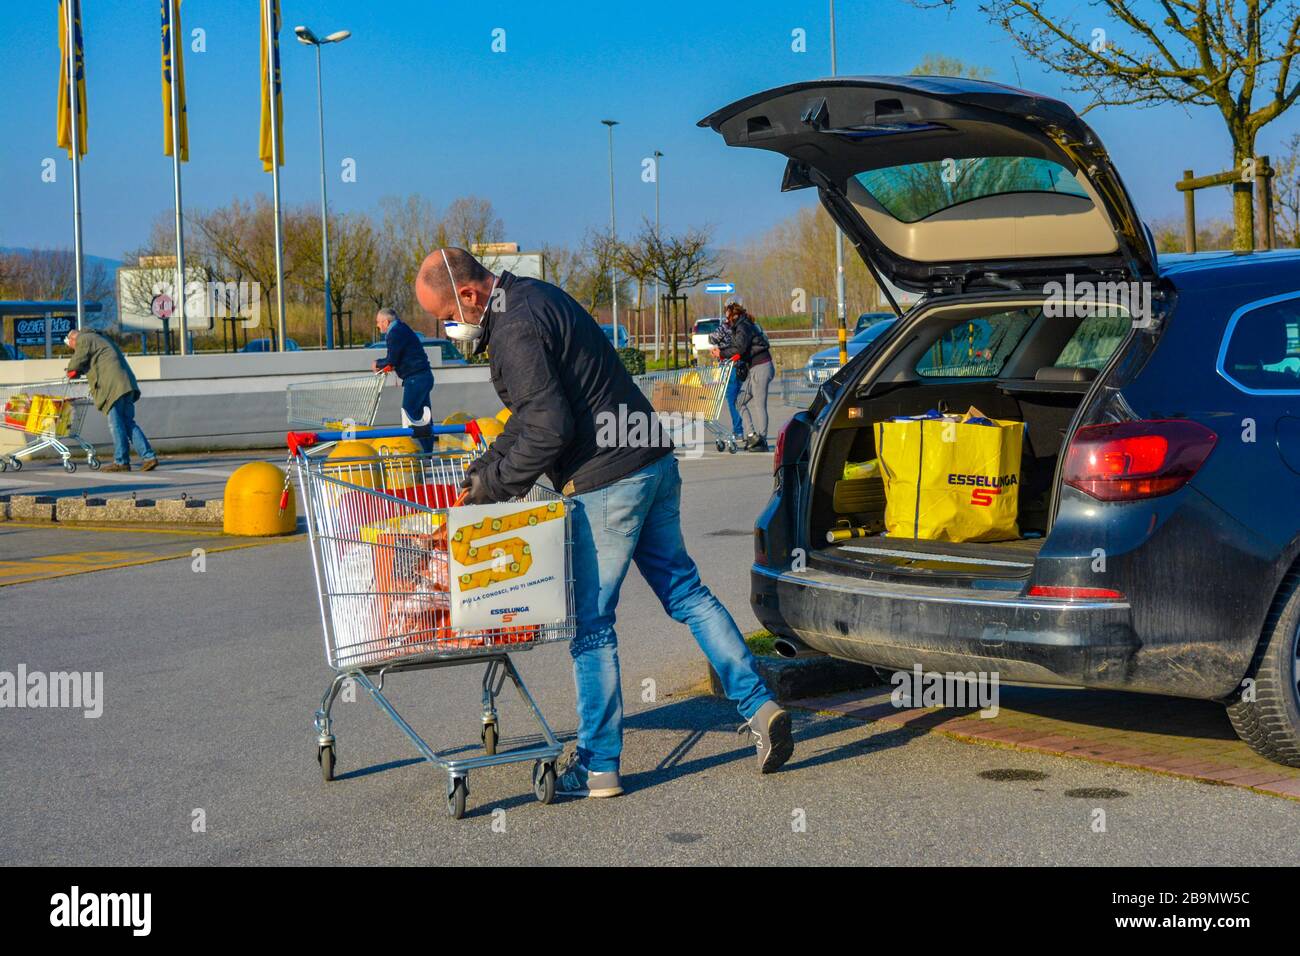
[2,0,1294,261]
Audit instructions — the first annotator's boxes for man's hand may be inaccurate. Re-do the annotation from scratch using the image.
[459,467,494,505]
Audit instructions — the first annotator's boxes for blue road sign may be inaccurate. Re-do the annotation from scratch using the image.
[14,316,74,346]
[705,282,735,295]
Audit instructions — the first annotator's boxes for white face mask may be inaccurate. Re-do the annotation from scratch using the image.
[443,255,497,344]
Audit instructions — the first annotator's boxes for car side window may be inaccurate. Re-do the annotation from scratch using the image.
[915,309,1035,378]
[1221,297,1300,392]
[1054,312,1130,370]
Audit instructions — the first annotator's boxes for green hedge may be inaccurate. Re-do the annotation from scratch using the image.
[617,347,646,376]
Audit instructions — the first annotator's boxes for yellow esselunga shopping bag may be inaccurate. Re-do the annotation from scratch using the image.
[874,412,1025,542]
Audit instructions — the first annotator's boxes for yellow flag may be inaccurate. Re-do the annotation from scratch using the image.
[259,0,284,172]
[161,0,188,162]
[56,0,88,159]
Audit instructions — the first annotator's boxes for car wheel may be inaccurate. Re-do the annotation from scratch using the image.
[1225,568,1300,767]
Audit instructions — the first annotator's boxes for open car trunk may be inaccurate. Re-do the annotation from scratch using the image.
[805,295,1128,584]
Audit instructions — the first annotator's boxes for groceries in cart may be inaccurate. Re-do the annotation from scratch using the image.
[0,379,99,473]
[874,407,1025,542]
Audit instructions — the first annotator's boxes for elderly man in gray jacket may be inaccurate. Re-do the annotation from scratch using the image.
[65,329,157,472]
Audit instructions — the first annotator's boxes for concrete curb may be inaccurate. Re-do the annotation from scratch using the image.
[709,655,883,703]
[0,494,224,526]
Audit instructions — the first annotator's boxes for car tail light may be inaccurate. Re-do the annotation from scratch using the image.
[1027,585,1125,600]
[1062,420,1216,501]
[774,420,792,473]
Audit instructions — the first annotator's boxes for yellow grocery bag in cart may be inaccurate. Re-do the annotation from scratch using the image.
[874,411,1024,542]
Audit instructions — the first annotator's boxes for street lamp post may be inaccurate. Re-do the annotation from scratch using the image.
[295,25,351,350]
[601,119,619,348]
[830,1,848,366]
[653,149,663,361]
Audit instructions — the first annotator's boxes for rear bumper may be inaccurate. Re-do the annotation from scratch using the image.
[750,562,1186,694]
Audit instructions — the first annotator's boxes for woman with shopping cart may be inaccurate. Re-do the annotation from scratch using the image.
[64,329,158,472]
[415,248,795,798]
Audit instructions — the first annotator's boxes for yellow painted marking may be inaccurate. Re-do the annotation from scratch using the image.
[0,536,297,587]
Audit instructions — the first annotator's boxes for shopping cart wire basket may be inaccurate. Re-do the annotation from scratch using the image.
[0,378,100,473]
[633,359,740,454]
[292,424,575,819]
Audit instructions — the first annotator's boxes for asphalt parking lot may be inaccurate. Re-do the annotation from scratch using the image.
[2,440,1298,866]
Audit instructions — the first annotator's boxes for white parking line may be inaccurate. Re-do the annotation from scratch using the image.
[0,476,52,489]
[167,467,237,479]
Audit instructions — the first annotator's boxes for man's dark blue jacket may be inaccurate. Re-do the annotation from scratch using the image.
[383,319,432,380]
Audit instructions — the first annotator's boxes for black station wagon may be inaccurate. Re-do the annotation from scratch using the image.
[700,76,1300,765]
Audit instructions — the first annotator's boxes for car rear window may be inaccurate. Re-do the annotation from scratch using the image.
[1221,296,1300,391]
[1054,312,1130,370]
[854,157,1089,224]
[915,309,1036,378]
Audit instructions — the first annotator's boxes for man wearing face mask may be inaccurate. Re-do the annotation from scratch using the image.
[415,248,793,799]
[372,307,434,452]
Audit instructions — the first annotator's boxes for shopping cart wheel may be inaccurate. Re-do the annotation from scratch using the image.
[727,439,739,454]
[317,743,336,782]
[481,719,498,756]
[10,457,20,472]
[715,438,725,452]
[87,457,101,471]
[0,459,6,473]
[447,777,468,820]
[532,760,556,805]
[62,460,76,474]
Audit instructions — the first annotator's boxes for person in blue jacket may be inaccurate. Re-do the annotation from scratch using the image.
[372,308,434,451]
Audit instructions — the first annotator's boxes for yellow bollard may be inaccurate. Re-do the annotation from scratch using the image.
[223,461,297,536]
[370,435,422,489]
[323,440,381,490]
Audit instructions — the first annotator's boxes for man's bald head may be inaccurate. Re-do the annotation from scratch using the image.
[415,248,496,327]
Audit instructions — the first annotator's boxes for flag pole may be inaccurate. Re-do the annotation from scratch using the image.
[65,0,85,334]
[263,0,287,352]
[166,0,188,355]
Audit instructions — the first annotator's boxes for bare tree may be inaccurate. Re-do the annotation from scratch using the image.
[1273,131,1300,246]
[910,53,993,78]
[296,211,379,344]
[639,220,721,364]
[974,0,1300,249]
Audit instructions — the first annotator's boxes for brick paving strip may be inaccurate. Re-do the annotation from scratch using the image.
[791,684,1300,801]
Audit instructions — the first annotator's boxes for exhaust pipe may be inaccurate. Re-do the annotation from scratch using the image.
[773,635,824,659]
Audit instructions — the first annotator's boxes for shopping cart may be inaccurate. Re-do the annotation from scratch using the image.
[633,360,740,453]
[290,424,575,820]
[0,378,99,473]
[286,368,390,437]
[777,367,821,407]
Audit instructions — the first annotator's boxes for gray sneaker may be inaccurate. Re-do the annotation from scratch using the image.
[742,700,794,773]
[556,754,624,798]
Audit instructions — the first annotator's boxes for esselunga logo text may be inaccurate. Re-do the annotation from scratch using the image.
[947,472,1017,507]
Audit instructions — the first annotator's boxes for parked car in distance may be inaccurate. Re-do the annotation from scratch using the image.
[601,324,630,349]
[367,335,467,366]
[854,311,895,335]
[703,74,1300,765]
[692,317,722,353]
[240,338,300,353]
[804,319,897,385]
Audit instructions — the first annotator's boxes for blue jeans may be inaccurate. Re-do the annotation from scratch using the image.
[400,371,434,452]
[105,395,155,466]
[725,370,743,437]
[569,453,771,772]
